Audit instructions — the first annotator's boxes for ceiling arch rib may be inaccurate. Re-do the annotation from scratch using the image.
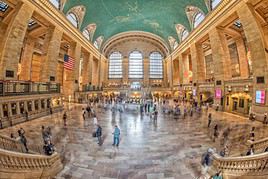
[63,0,208,45]
[102,31,170,58]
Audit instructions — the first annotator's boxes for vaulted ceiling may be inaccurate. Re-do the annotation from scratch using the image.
[63,0,209,46]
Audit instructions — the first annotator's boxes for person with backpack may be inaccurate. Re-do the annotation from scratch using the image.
[201,148,214,173]
[43,140,55,155]
[96,125,102,145]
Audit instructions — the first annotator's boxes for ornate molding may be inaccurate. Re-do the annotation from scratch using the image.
[102,31,170,58]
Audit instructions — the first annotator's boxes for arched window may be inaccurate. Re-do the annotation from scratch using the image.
[49,0,60,9]
[129,51,143,79]
[181,29,189,41]
[193,12,205,28]
[150,52,163,79]
[211,0,221,9]
[109,52,123,79]
[82,29,90,41]
[94,41,99,49]
[66,12,79,28]
[168,36,178,50]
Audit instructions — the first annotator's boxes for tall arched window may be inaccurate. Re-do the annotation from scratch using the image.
[150,52,163,79]
[82,29,90,41]
[211,0,222,9]
[109,52,123,79]
[66,12,79,28]
[193,12,205,28]
[129,51,143,79]
[181,29,189,41]
[49,0,60,9]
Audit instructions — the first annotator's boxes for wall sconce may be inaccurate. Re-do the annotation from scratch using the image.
[244,85,249,92]
[228,86,232,92]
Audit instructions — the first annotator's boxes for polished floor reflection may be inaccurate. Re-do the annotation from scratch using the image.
[1,104,267,179]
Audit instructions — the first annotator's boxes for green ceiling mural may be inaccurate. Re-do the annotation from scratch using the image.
[63,0,208,44]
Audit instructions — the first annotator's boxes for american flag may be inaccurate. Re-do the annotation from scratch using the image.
[64,54,75,70]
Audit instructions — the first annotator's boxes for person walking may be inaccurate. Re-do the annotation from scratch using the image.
[93,114,98,126]
[212,171,223,179]
[18,128,28,153]
[222,127,230,146]
[250,127,255,141]
[153,109,158,122]
[82,108,86,120]
[96,125,102,145]
[41,126,49,143]
[0,118,2,129]
[208,113,212,128]
[63,112,67,126]
[112,125,121,147]
[213,124,219,142]
[263,112,267,124]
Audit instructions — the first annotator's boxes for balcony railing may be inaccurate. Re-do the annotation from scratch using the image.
[0,81,60,96]
[82,85,103,92]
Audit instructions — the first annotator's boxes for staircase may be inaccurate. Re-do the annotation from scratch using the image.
[0,134,63,179]
[209,137,268,179]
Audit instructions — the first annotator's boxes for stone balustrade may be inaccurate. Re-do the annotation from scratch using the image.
[0,134,23,153]
[247,137,268,153]
[212,153,268,178]
[0,148,63,179]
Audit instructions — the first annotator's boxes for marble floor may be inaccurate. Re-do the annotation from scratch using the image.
[0,104,267,179]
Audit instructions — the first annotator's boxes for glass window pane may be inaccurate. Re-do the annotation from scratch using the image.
[211,0,221,9]
[129,51,143,79]
[49,0,60,9]
[109,52,123,79]
[193,12,205,28]
[67,13,78,28]
[150,52,163,79]
[181,29,189,41]
[83,29,90,40]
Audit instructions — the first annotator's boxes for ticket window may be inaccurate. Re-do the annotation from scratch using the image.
[2,104,8,117]
[41,99,45,109]
[27,101,32,112]
[20,102,24,114]
[34,100,39,111]
[11,103,17,115]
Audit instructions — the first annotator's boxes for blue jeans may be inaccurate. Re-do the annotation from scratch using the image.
[113,136,120,146]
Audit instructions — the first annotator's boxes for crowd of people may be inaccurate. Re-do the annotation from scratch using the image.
[4,96,268,179]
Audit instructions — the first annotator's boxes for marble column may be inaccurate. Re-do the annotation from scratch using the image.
[123,57,129,84]
[209,28,232,81]
[31,100,35,111]
[178,55,184,85]
[40,26,63,82]
[0,2,34,80]
[190,42,206,83]
[0,104,3,118]
[235,37,249,78]
[19,36,36,81]
[143,58,149,87]
[7,103,12,117]
[81,52,90,85]
[16,102,20,115]
[63,42,81,101]
[237,3,268,114]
